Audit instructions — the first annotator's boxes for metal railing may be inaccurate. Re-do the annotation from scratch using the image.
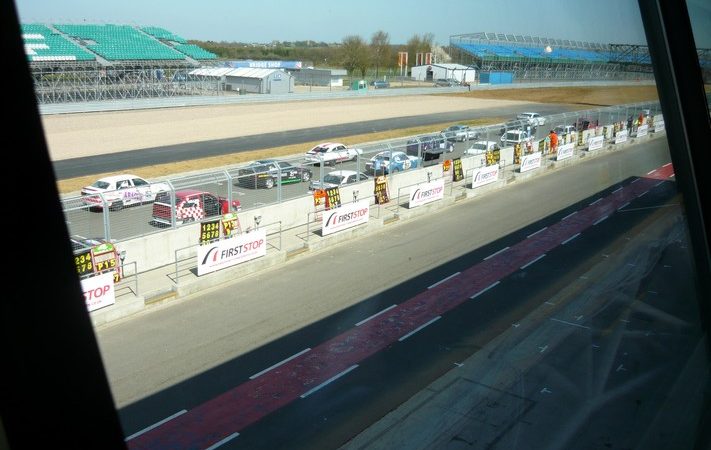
[61,101,665,245]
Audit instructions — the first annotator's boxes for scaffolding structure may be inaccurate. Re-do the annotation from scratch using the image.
[29,60,227,104]
[450,32,655,82]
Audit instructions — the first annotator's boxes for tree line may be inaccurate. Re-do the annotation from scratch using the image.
[190,31,436,76]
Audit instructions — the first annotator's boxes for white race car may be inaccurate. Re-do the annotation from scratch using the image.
[81,174,169,210]
[304,142,363,166]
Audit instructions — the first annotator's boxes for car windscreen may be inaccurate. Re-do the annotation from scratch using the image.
[91,181,111,189]
[323,174,344,184]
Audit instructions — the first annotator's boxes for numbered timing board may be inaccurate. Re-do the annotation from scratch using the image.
[221,213,240,237]
[326,187,342,209]
[74,249,94,277]
[374,176,389,205]
[200,219,221,244]
[74,243,121,283]
[452,158,464,182]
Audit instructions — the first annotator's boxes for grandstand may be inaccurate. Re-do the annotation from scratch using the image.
[23,23,218,103]
[450,32,658,82]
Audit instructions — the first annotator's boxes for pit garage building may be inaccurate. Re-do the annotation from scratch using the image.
[411,63,476,84]
[188,67,294,94]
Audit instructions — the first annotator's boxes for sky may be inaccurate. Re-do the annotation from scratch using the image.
[13,0,711,47]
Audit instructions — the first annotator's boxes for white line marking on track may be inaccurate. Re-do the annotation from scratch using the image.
[249,348,311,379]
[637,191,648,198]
[612,187,623,194]
[663,162,672,167]
[593,215,609,226]
[631,178,641,184]
[589,198,603,205]
[669,173,675,178]
[618,202,630,211]
[550,318,591,329]
[592,344,600,349]
[527,226,548,238]
[428,272,461,289]
[484,246,509,260]
[521,254,546,270]
[648,290,658,294]
[664,264,672,268]
[545,301,556,306]
[300,365,359,398]
[124,410,188,441]
[647,169,655,175]
[621,319,630,323]
[540,387,552,394]
[205,432,240,450]
[398,317,441,341]
[616,364,627,372]
[562,211,578,220]
[562,233,580,245]
[470,281,501,299]
[539,345,548,353]
[355,305,397,326]
[654,181,664,187]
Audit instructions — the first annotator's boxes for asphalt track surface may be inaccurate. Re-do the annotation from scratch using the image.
[122,165,682,449]
[94,141,706,448]
[53,102,574,179]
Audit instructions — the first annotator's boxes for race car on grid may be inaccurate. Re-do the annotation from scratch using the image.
[304,142,363,166]
[151,189,241,227]
[236,159,312,189]
[81,174,170,211]
[364,151,420,175]
[309,170,370,191]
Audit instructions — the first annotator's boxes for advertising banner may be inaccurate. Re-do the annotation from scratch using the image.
[197,229,267,276]
[654,120,665,133]
[615,129,628,144]
[520,152,542,173]
[409,179,445,208]
[588,135,604,151]
[82,272,116,312]
[637,124,649,138]
[556,143,575,161]
[471,165,499,188]
[322,200,370,236]
[225,60,301,69]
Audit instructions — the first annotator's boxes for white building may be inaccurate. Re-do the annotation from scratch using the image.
[411,63,476,84]
[188,67,294,94]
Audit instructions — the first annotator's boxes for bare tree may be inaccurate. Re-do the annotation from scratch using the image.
[370,30,391,78]
[340,35,370,78]
[407,33,435,65]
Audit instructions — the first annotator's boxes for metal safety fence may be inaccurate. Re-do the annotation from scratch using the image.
[61,100,665,245]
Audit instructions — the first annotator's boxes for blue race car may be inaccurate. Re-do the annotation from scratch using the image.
[364,151,420,175]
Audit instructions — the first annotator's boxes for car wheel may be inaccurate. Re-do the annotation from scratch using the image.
[301,171,311,182]
[109,200,124,211]
[265,178,275,189]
